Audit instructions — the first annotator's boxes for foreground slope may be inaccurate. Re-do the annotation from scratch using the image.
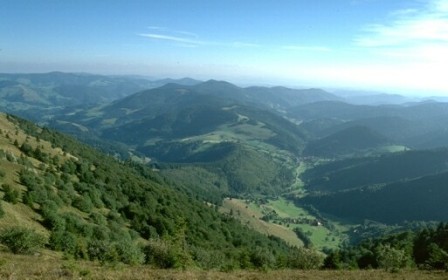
[0,113,307,269]
[1,251,446,280]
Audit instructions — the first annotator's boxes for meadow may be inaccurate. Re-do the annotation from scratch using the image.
[1,251,447,280]
[221,197,347,250]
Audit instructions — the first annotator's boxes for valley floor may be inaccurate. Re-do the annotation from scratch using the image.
[1,251,447,280]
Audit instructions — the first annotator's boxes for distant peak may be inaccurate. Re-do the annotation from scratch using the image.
[200,79,238,88]
[203,79,228,84]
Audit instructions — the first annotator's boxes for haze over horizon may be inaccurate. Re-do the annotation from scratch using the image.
[2,0,448,96]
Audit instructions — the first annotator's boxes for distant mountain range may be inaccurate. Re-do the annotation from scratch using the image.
[303,126,392,157]
[291,101,448,150]
[2,72,448,226]
[48,79,337,195]
[0,72,202,120]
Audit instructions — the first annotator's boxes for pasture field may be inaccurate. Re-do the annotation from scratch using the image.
[0,251,447,280]
[221,197,349,250]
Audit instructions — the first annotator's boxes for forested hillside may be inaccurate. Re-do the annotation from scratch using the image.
[0,113,322,269]
[303,126,392,157]
[302,149,448,192]
[324,223,448,271]
[293,101,448,150]
[301,171,448,224]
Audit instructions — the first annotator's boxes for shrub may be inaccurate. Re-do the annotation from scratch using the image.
[0,227,47,254]
[19,143,33,156]
[85,238,144,265]
[49,230,77,254]
[144,239,178,268]
[287,247,324,269]
[190,246,226,269]
[2,184,20,204]
[5,152,15,162]
[87,239,117,264]
[376,244,410,272]
[0,201,4,217]
[249,246,276,269]
[424,243,448,270]
[72,194,93,213]
[114,241,145,265]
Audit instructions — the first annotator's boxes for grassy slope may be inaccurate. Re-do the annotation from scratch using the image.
[216,154,350,250]
[0,112,70,235]
[220,198,303,248]
[266,198,346,250]
[0,251,446,280]
[220,198,349,250]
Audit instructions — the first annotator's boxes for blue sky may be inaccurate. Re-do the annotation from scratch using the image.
[1,0,448,95]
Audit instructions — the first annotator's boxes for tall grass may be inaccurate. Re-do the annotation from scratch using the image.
[0,251,447,280]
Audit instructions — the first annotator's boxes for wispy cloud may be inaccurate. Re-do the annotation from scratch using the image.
[352,0,448,75]
[138,27,259,49]
[147,26,199,38]
[355,0,448,48]
[336,0,448,92]
[231,42,260,48]
[282,45,331,52]
[138,33,204,45]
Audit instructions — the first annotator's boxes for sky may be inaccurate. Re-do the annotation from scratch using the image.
[1,0,448,95]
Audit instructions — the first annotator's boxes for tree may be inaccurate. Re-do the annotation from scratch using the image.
[287,247,324,269]
[19,142,33,156]
[249,246,276,269]
[144,239,178,268]
[0,200,4,217]
[376,244,410,272]
[2,183,20,204]
[426,243,448,270]
[0,227,47,254]
[323,250,343,269]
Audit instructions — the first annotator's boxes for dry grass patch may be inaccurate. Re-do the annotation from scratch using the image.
[221,198,303,247]
[0,252,447,280]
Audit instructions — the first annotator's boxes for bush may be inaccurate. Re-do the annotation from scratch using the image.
[376,244,410,272]
[144,239,178,268]
[0,227,47,254]
[114,241,145,265]
[424,243,448,270]
[0,201,4,217]
[19,143,33,156]
[2,184,20,204]
[49,230,77,254]
[249,246,276,269]
[287,247,324,269]
[72,194,93,213]
[87,239,118,264]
